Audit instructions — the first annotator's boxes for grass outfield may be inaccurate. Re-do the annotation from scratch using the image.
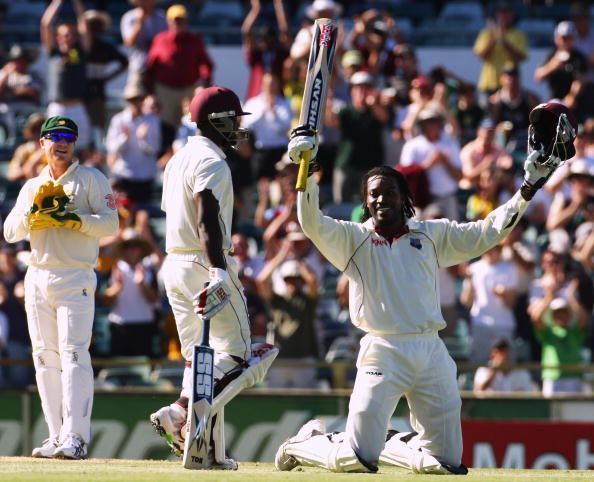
[1,458,593,482]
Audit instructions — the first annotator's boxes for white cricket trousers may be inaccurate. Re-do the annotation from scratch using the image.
[347,332,462,466]
[160,253,252,396]
[24,266,96,443]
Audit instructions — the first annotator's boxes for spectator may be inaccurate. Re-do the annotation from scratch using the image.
[466,167,504,221]
[142,94,176,168]
[328,71,389,203]
[0,44,42,113]
[241,0,290,101]
[460,117,513,191]
[145,4,214,128]
[488,63,540,155]
[232,232,265,280]
[0,242,32,388]
[257,243,320,388]
[399,75,459,141]
[546,158,594,232]
[347,9,400,80]
[41,0,92,152]
[473,1,527,95]
[501,220,538,359]
[461,243,518,364]
[473,339,535,392]
[105,84,161,204]
[6,113,47,182]
[120,0,167,92]
[531,290,588,396]
[454,83,485,147]
[102,228,159,357]
[386,44,419,108]
[535,21,588,101]
[83,10,128,148]
[242,72,293,180]
[570,2,594,71]
[399,107,461,220]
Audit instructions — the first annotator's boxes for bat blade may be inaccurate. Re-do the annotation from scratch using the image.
[295,18,338,191]
[183,343,214,469]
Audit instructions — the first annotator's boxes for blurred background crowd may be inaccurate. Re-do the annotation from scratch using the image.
[0,0,594,397]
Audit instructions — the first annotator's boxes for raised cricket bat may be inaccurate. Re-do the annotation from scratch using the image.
[295,18,339,191]
[183,291,214,470]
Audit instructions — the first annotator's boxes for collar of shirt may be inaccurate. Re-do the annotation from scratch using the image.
[40,160,79,182]
[187,135,227,160]
[374,224,410,244]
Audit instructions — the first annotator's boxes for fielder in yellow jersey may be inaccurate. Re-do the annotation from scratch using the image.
[3,116,119,459]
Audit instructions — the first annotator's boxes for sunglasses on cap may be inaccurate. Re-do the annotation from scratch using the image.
[44,132,77,143]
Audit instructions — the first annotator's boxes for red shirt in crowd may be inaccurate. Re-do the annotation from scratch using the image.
[145,30,213,88]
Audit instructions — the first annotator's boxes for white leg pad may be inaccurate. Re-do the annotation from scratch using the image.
[329,438,375,473]
[212,343,278,413]
[381,432,450,474]
[285,433,373,473]
[33,350,62,440]
[212,407,225,463]
[60,348,93,443]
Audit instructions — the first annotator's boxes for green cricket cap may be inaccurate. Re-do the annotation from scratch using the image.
[40,116,78,137]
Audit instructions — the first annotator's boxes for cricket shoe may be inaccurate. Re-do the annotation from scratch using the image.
[274,419,326,471]
[32,437,59,458]
[54,433,87,459]
[150,403,187,457]
[210,457,239,470]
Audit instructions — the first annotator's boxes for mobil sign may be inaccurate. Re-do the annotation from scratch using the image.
[463,420,594,469]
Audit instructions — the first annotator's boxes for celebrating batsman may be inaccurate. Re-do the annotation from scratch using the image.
[151,86,278,469]
[275,101,577,474]
[3,116,119,459]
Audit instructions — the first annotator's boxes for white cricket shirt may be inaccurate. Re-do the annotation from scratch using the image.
[298,179,530,335]
[3,161,119,269]
[161,135,233,254]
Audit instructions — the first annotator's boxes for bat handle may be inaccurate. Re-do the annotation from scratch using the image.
[295,150,312,192]
[200,281,210,346]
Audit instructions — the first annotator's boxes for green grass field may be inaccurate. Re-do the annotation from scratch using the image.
[1,458,592,482]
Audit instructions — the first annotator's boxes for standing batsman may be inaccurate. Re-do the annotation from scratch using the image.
[275,101,577,474]
[3,116,119,459]
[151,86,278,468]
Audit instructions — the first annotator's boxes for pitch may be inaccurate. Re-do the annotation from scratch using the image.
[1,458,592,482]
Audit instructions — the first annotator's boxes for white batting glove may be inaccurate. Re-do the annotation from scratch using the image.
[288,125,319,164]
[520,149,562,200]
[193,268,231,319]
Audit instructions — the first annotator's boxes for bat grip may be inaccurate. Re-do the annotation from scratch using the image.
[295,150,312,192]
[200,281,210,346]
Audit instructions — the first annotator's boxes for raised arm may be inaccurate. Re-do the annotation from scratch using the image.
[72,0,91,53]
[41,0,63,52]
[241,0,261,50]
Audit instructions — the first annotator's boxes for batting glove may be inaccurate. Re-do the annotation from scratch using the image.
[520,149,563,201]
[288,125,319,171]
[193,268,232,319]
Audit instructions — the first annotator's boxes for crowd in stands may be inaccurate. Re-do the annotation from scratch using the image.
[1,0,594,397]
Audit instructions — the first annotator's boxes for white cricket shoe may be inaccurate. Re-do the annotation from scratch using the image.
[150,403,187,457]
[54,433,87,459]
[32,437,59,458]
[274,419,326,471]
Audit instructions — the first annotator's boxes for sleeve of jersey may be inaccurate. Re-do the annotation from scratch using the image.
[297,179,363,272]
[192,159,228,201]
[432,190,530,268]
[78,170,120,238]
[3,180,33,243]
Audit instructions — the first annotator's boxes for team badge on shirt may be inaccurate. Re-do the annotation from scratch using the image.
[105,194,116,210]
[410,238,422,250]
